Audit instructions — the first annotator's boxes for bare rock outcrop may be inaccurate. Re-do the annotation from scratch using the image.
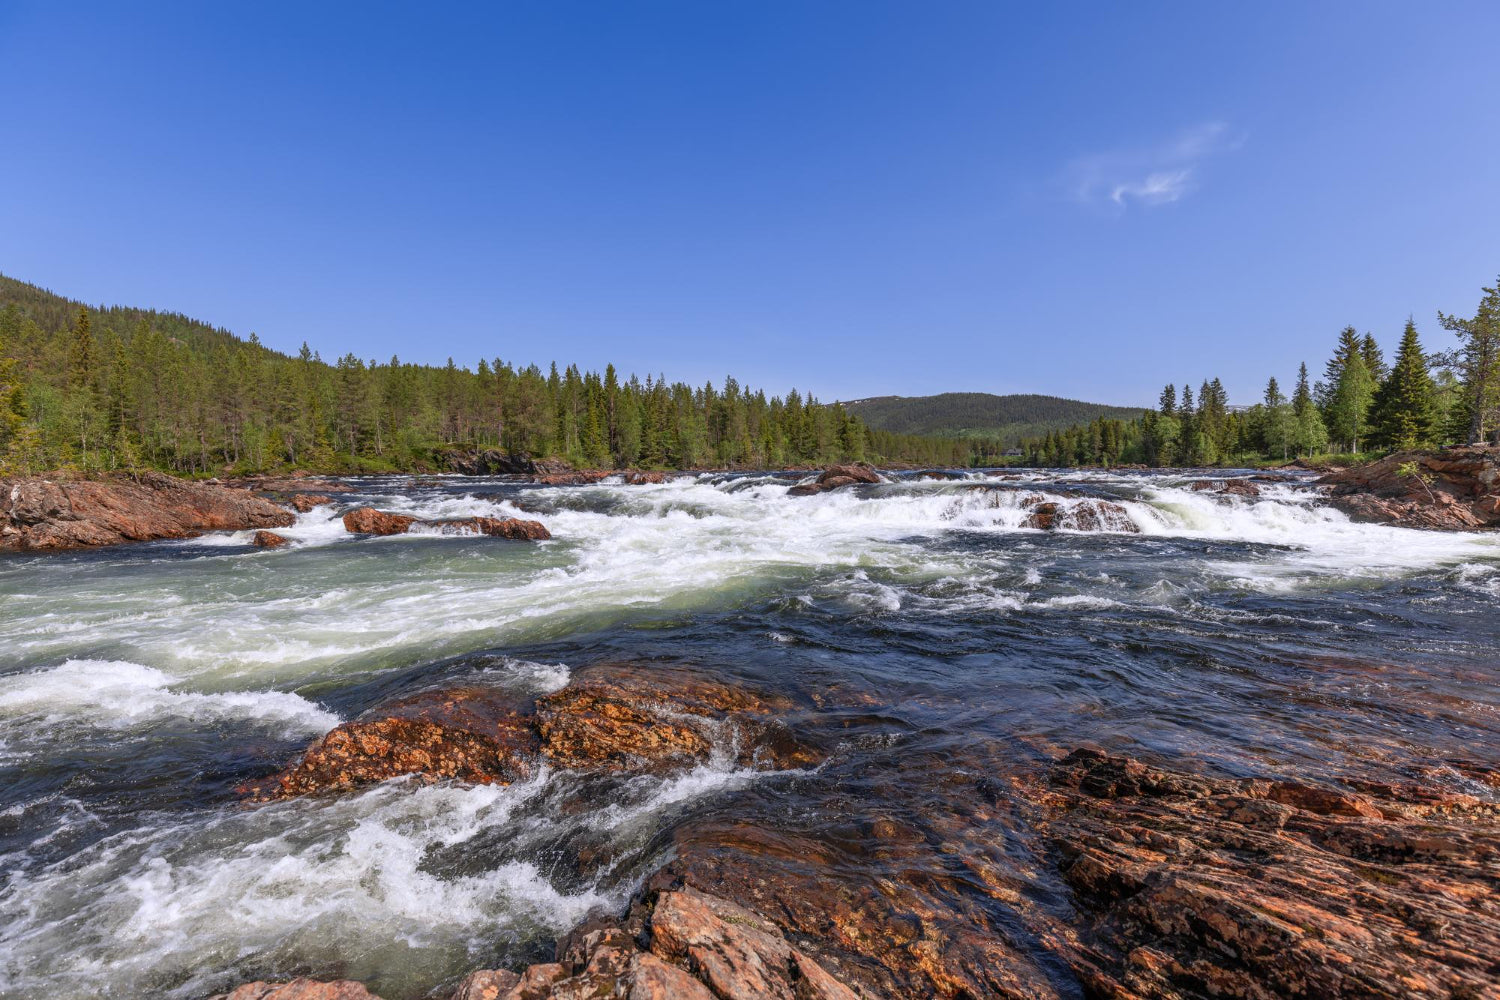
[1319,445,1500,529]
[0,472,296,552]
[252,530,290,548]
[1038,747,1500,1000]
[340,508,418,535]
[1188,477,1261,497]
[287,493,334,513]
[447,887,858,1000]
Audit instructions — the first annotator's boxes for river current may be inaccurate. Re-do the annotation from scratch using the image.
[1,470,1497,998]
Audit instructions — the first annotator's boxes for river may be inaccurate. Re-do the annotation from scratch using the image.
[2,470,1497,998]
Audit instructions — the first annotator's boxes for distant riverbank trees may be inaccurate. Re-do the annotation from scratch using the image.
[0,275,969,475]
[1022,275,1500,467]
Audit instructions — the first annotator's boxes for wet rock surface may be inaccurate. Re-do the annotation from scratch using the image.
[787,463,882,496]
[1188,477,1261,497]
[252,530,290,548]
[341,508,551,540]
[244,663,819,802]
[1319,445,1500,529]
[287,493,334,513]
[240,686,541,802]
[1022,494,1140,532]
[1038,748,1500,1000]
[0,471,296,551]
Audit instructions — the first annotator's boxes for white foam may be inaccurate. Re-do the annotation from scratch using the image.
[0,775,618,999]
[0,660,340,738]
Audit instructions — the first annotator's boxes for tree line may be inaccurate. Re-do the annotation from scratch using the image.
[1022,275,1500,467]
[0,276,969,475]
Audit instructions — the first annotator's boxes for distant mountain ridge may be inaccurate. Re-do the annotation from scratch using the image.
[840,392,1149,444]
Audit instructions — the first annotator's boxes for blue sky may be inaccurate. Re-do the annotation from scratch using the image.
[2,2,1497,406]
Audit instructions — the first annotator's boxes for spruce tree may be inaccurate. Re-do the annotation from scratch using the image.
[1370,319,1438,451]
[1436,275,1500,445]
[1326,350,1375,453]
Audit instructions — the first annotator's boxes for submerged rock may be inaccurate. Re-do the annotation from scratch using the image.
[1319,445,1500,529]
[786,463,882,496]
[251,530,290,548]
[0,472,296,552]
[536,662,821,773]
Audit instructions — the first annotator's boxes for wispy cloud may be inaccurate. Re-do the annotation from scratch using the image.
[1065,122,1243,211]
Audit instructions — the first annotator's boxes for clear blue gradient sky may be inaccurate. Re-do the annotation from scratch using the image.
[2,2,1497,406]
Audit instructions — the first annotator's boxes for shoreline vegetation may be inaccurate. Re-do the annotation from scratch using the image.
[5,272,1495,483]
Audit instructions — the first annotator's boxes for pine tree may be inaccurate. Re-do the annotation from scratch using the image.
[1291,362,1328,456]
[1370,319,1438,451]
[1360,333,1388,385]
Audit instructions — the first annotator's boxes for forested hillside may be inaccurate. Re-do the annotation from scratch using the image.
[1019,276,1500,467]
[0,275,971,475]
[842,392,1147,443]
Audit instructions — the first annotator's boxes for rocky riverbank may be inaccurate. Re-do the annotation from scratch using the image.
[1318,445,1500,530]
[0,471,296,551]
[221,662,1500,1000]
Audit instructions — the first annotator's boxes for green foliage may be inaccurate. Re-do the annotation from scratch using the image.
[841,392,1147,443]
[1370,319,1438,450]
[1436,275,1500,445]
[0,274,969,474]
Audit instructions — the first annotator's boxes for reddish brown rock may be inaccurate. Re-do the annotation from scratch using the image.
[448,969,522,1000]
[252,530,290,548]
[623,470,666,485]
[341,507,418,535]
[288,493,334,513]
[650,888,858,1000]
[0,472,296,552]
[211,980,384,1000]
[1319,445,1500,529]
[1038,747,1500,1000]
[423,516,552,540]
[241,687,539,801]
[787,463,882,496]
[534,663,820,773]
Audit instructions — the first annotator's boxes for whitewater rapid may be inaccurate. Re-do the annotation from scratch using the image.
[1,469,1497,999]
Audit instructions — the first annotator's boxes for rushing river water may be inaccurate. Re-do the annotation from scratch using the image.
[2,470,1498,999]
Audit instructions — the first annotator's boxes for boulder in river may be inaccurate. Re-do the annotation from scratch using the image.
[786,463,881,496]
[241,687,541,802]
[341,507,418,535]
[535,662,821,773]
[341,508,551,540]
[287,493,334,513]
[0,471,296,552]
[1189,477,1261,497]
[1319,445,1500,529]
[251,530,289,548]
[1022,496,1139,532]
[244,663,820,801]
